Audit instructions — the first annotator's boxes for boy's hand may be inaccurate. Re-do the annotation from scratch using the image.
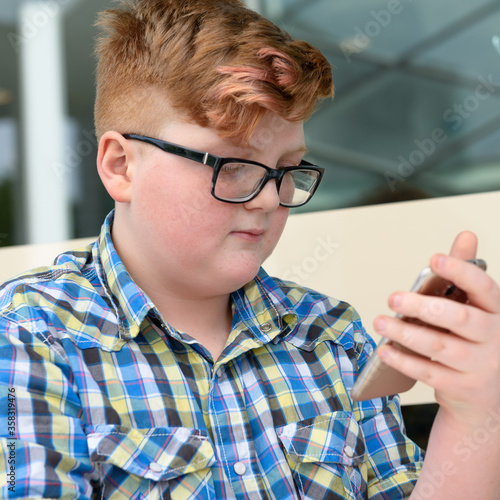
[374,231,500,425]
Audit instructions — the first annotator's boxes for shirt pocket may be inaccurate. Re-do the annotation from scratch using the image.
[277,411,366,500]
[85,424,216,499]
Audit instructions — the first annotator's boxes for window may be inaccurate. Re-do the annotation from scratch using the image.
[1,0,499,244]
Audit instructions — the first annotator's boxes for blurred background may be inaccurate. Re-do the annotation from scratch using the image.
[1,0,500,246]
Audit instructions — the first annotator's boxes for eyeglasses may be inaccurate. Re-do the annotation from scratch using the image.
[122,133,324,208]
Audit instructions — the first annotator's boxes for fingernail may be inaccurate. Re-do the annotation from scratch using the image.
[378,345,393,362]
[390,294,402,308]
[437,255,447,268]
[374,317,387,332]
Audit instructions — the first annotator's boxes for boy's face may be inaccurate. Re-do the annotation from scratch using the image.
[117,112,306,298]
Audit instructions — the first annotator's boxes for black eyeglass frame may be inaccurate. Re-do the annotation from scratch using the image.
[122,133,324,207]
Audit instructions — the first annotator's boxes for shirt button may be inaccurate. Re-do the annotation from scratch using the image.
[260,322,273,333]
[149,461,162,473]
[217,367,224,378]
[344,445,355,458]
[233,461,247,476]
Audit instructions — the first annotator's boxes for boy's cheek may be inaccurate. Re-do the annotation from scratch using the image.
[176,191,214,226]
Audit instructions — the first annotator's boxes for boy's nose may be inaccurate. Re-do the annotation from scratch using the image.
[244,179,281,212]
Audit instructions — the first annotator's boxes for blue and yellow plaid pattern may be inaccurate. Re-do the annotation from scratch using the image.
[0,212,423,499]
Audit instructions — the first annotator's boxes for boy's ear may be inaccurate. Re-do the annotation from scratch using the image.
[97,131,137,203]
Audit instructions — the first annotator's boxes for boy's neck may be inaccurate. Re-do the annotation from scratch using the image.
[152,290,233,361]
[129,269,234,360]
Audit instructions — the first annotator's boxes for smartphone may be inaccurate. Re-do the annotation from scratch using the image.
[351,258,487,401]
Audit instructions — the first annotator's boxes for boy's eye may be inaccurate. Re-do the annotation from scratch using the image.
[221,163,246,172]
[220,163,249,176]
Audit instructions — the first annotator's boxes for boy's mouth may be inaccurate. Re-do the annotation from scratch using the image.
[231,228,266,242]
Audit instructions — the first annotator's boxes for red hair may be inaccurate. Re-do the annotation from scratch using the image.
[94,0,333,141]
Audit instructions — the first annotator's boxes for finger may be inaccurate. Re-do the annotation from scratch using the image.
[374,315,482,373]
[430,254,500,314]
[387,291,496,342]
[448,230,478,260]
[377,343,463,398]
[377,341,500,411]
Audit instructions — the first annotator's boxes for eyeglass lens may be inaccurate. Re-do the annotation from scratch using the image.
[214,162,320,206]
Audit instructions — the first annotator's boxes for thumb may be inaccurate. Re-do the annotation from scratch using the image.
[448,230,478,260]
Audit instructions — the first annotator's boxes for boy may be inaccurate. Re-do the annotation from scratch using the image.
[1,1,499,498]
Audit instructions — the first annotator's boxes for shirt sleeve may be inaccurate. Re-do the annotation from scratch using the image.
[0,316,94,499]
[360,395,423,499]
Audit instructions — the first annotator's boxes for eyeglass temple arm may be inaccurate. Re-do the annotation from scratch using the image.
[122,134,219,168]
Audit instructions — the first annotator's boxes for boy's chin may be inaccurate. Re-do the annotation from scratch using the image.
[226,266,263,292]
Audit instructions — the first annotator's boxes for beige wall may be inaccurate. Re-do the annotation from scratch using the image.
[0,237,94,282]
[1,190,499,404]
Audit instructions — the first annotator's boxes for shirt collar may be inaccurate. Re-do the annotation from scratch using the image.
[93,210,157,342]
[231,267,299,344]
[234,268,353,354]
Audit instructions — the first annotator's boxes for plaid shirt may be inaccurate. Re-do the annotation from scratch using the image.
[0,212,423,499]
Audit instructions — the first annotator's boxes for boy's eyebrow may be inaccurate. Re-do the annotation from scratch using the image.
[272,144,309,156]
[225,142,309,157]
[294,145,309,155]
[280,144,308,158]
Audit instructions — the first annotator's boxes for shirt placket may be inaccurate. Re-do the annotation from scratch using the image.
[208,326,275,499]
